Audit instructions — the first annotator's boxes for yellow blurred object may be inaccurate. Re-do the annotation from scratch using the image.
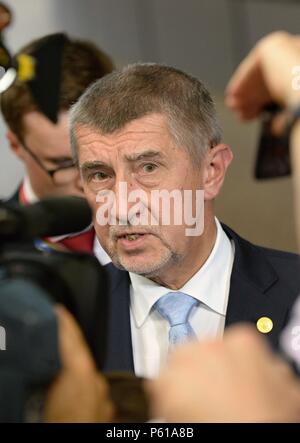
[16,54,36,82]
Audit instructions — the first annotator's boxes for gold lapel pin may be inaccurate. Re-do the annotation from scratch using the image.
[256,317,273,334]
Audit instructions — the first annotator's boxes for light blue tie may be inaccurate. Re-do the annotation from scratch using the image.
[155,291,199,346]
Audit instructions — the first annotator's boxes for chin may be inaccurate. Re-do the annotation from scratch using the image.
[116,251,173,277]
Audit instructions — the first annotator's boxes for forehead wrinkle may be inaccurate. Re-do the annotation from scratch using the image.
[85,130,163,147]
[78,131,165,156]
[76,115,175,165]
[76,114,169,146]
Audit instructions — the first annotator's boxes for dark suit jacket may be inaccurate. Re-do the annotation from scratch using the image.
[102,224,300,373]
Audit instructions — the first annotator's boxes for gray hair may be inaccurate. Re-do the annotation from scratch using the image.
[69,63,222,164]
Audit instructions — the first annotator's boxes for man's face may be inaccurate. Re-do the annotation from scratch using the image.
[10,111,83,199]
[77,113,208,279]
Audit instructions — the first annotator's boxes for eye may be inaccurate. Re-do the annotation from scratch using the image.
[142,163,158,173]
[90,171,110,182]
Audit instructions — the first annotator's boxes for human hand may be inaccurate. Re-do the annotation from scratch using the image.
[44,305,114,423]
[226,32,300,120]
[148,325,300,422]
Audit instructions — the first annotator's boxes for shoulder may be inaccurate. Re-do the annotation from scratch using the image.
[222,223,300,291]
[223,222,299,263]
[254,245,299,265]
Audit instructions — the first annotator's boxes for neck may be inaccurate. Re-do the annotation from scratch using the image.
[151,215,218,289]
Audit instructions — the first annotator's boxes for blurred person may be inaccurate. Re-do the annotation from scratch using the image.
[2,33,114,203]
[69,62,300,378]
[1,32,114,257]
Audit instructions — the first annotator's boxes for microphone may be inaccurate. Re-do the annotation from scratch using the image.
[0,196,92,242]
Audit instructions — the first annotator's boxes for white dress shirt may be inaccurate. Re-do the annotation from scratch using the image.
[129,218,235,379]
[22,176,39,203]
[94,236,111,265]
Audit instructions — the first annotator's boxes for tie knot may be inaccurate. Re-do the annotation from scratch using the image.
[155,291,199,326]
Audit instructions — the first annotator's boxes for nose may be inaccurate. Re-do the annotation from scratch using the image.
[113,176,146,226]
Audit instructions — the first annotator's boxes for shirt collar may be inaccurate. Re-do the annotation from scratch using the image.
[21,176,39,204]
[94,236,112,265]
[130,218,234,328]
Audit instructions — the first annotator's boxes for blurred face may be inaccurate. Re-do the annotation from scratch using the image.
[7,111,84,199]
[77,113,217,283]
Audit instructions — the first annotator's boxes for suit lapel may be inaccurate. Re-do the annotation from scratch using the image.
[223,225,285,346]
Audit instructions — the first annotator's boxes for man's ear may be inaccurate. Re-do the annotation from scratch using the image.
[203,144,233,200]
[6,130,25,160]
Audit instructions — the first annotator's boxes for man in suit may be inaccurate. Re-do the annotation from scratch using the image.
[69,63,300,378]
[1,32,113,258]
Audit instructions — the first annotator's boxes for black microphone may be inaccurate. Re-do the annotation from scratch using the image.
[0,196,92,242]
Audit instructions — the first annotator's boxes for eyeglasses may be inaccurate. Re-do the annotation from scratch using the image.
[22,142,79,186]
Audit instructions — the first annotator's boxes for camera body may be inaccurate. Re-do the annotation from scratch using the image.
[0,243,109,367]
[0,198,109,422]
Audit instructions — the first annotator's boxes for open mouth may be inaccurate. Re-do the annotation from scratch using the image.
[117,233,147,241]
[117,232,151,252]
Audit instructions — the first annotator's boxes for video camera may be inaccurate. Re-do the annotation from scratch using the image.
[0,196,109,422]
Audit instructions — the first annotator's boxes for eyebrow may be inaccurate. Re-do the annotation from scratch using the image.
[80,161,109,175]
[80,150,163,173]
[124,150,163,162]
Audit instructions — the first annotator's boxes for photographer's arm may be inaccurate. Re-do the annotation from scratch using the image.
[226,31,300,242]
[225,32,300,117]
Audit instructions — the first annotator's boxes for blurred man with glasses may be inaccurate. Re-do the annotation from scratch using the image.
[1,33,114,256]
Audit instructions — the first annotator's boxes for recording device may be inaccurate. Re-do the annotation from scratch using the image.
[255,103,291,179]
[0,196,109,422]
[0,196,92,241]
